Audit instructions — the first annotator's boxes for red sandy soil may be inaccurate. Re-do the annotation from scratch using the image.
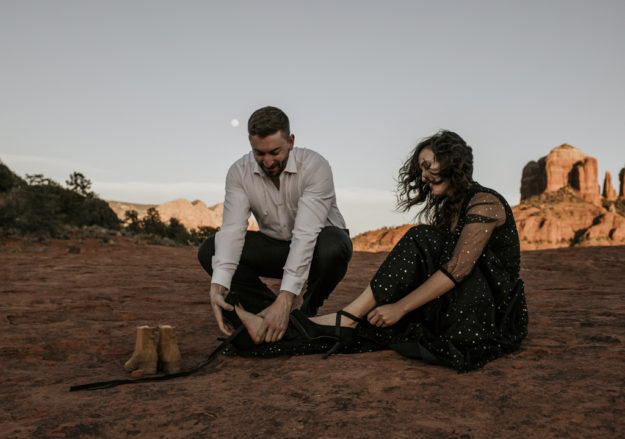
[1,237,624,438]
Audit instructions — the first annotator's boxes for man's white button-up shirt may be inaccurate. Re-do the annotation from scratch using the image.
[211,147,347,295]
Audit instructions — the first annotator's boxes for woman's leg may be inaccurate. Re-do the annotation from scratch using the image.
[235,285,376,340]
[312,225,448,328]
[238,225,449,338]
[310,285,376,328]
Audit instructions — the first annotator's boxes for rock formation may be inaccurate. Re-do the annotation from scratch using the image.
[512,188,625,250]
[107,199,258,231]
[353,193,625,251]
[520,144,601,205]
[603,171,618,201]
[107,200,157,221]
[352,224,414,252]
[620,168,625,198]
[157,199,223,230]
[515,145,625,249]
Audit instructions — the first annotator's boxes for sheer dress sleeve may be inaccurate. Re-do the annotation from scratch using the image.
[440,192,506,285]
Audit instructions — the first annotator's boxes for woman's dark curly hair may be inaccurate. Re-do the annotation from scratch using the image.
[397,130,474,230]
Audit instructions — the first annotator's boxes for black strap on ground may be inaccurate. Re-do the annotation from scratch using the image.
[69,326,244,392]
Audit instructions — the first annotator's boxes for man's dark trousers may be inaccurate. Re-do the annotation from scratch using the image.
[197,226,353,316]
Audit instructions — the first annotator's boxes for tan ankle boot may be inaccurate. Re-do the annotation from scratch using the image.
[124,326,158,374]
[158,325,181,374]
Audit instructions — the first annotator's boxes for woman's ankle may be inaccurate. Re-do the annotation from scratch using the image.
[310,311,359,328]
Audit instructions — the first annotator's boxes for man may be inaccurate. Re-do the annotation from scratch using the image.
[198,106,352,344]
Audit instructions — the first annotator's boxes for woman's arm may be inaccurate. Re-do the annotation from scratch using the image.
[367,191,506,327]
[367,270,454,327]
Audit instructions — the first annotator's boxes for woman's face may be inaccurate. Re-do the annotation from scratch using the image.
[417,147,450,196]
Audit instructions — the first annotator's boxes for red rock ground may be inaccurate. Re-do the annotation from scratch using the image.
[1,237,624,438]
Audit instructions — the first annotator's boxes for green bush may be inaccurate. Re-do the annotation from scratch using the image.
[0,161,218,246]
[122,208,218,246]
[0,165,120,237]
[0,162,26,192]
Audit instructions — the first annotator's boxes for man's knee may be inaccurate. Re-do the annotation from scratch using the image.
[197,235,216,275]
[313,227,353,268]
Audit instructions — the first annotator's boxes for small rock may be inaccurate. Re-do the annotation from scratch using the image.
[68,246,81,254]
[131,369,144,378]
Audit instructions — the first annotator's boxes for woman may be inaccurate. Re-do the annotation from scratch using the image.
[234,130,528,371]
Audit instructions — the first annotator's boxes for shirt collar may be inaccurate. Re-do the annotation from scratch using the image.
[252,148,298,176]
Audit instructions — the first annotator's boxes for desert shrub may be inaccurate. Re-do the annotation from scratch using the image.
[0,168,120,237]
[166,217,190,242]
[521,186,587,206]
[190,226,219,244]
[141,208,168,236]
[614,199,625,217]
[65,171,93,197]
[0,162,26,193]
[123,209,142,233]
[121,208,217,246]
[603,199,625,218]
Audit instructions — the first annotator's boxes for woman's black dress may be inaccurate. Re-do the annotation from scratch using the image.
[229,183,528,372]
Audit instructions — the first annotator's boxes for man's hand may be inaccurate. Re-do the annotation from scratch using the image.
[256,290,294,343]
[367,303,405,328]
[209,283,234,335]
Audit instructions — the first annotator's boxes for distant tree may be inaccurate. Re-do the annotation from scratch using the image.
[141,207,167,236]
[124,209,142,233]
[190,225,218,245]
[119,207,216,246]
[25,173,58,186]
[65,172,93,197]
[167,217,191,243]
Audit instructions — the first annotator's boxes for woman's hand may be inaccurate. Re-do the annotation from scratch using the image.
[367,303,405,327]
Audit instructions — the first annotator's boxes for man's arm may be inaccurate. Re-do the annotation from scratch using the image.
[256,155,336,342]
[210,163,251,335]
[281,155,335,292]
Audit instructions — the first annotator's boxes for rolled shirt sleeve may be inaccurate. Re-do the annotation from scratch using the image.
[211,163,251,290]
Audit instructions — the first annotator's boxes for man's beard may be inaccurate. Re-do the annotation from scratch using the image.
[261,152,289,178]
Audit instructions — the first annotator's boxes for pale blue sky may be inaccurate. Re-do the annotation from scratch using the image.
[1,0,624,234]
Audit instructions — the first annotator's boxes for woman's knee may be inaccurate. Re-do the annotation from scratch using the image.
[403,224,445,243]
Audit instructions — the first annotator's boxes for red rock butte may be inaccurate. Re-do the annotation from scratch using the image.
[521,144,601,205]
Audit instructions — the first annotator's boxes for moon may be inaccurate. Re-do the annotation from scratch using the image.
[230,118,240,127]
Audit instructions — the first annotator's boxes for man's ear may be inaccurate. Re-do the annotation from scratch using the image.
[288,134,295,150]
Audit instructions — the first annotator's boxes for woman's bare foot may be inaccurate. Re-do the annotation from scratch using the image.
[235,305,264,344]
[310,312,359,328]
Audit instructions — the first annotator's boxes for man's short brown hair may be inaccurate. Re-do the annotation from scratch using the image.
[248,106,290,139]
